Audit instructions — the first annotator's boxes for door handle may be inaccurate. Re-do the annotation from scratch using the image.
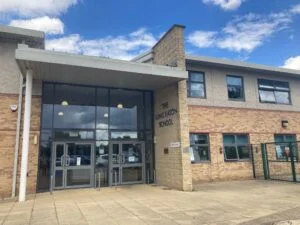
[119,155,122,164]
[66,155,70,166]
[60,155,65,167]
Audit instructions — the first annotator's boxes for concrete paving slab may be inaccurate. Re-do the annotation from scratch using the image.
[0,181,300,225]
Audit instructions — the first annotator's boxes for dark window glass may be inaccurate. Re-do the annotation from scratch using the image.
[111,131,140,140]
[54,84,95,106]
[227,76,244,100]
[39,82,154,190]
[41,104,53,129]
[96,88,109,129]
[95,141,109,186]
[37,141,52,190]
[53,130,94,140]
[145,92,153,130]
[274,134,297,160]
[190,134,210,162]
[42,84,54,129]
[110,89,143,130]
[223,134,250,161]
[67,143,91,166]
[224,146,238,160]
[41,130,52,141]
[187,71,205,98]
[53,85,96,129]
[258,79,291,104]
[42,84,54,104]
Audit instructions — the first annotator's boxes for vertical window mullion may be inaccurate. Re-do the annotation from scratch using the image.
[235,136,239,160]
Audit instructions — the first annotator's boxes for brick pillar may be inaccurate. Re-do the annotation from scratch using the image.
[153,25,192,191]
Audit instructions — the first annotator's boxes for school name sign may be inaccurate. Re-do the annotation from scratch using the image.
[155,102,178,128]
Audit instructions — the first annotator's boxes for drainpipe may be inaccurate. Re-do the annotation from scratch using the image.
[18,69,33,202]
[11,74,24,198]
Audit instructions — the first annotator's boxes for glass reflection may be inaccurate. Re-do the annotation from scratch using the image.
[110,89,143,130]
[96,88,109,129]
[111,131,138,140]
[54,130,94,140]
[53,84,96,129]
[67,144,91,166]
[37,141,52,190]
[41,104,53,128]
[54,105,95,129]
[95,141,109,187]
[96,130,109,140]
[38,83,154,190]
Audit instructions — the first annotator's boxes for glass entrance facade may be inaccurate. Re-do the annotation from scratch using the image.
[37,83,154,191]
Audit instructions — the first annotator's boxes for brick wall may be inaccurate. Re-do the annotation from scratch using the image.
[0,93,41,199]
[0,94,18,198]
[152,25,192,191]
[189,105,300,183]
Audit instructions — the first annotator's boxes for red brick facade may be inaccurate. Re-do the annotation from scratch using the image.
[189,105,300,183]
[0,93,40,199]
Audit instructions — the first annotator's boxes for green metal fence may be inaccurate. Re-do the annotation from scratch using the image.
[261,141,300,182]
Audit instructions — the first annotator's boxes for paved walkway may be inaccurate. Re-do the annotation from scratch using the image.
[0,181,300,225]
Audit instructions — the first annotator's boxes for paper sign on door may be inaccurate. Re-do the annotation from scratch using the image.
[128,156,135,162]
[76,157,81,166]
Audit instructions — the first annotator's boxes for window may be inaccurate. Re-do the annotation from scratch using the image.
[227,75,244,100]
[274,134,297,160]
[258,79,291,104]
[190,134,210,163]
[187,71,206,98]
[223,134,250,161]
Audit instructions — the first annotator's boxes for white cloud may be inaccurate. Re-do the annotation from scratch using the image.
[46,34,81,53]
[291,4,300,14]
[0,0,78,17]
[45,28,157,60]
[9,16,64,35]
[187,31,217,48]
[188,12,292,52]
[202,0,245,11]
[217,13,291,52]
[282,56,300,70]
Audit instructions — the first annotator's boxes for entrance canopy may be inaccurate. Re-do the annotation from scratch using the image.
[15,45,188,90]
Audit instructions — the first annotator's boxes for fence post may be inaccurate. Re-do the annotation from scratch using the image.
[289,143,297,182]
[261,143,269,180]
[250,145,256,179]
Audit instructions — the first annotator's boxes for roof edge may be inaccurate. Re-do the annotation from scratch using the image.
[0,24,45,48]
[186,54,300,76]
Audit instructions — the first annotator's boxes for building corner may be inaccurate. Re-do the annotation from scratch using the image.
[152,24,192,191]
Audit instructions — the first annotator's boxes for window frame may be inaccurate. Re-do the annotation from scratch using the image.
[223,133,250,162]
[257,79,291,105]
[226,75,245,101]
[187,71,206,98]
[189,133,210,163]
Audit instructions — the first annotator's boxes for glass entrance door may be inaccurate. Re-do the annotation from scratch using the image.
[53,142,94,189]
[109,142,145,185]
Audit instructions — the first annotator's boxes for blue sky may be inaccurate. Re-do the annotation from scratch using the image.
[0,0,300,69]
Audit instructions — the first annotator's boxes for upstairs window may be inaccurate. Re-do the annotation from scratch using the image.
[227,75,245,101]
[187,71,206,98]
[258,79,291,104]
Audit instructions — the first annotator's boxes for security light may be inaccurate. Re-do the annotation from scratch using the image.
[281,120,288,128]
[117,104,123,109]
[58,112,64,116]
